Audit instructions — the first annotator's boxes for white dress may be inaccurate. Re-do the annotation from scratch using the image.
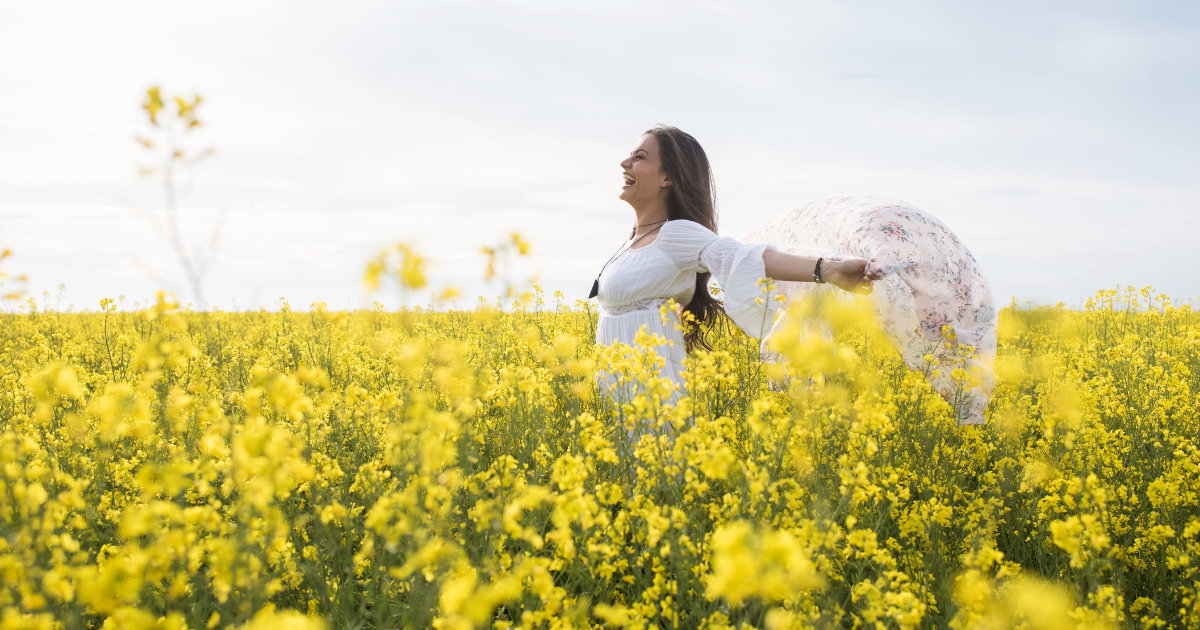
[594,220,782,399]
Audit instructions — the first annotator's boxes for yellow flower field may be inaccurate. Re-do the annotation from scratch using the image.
[1,285,1197,629]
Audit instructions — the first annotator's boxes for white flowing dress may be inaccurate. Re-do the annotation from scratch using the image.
[594,220,782,398]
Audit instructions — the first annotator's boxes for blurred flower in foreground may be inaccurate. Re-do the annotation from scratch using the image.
[365,242,428,293]
[0,246,28,300]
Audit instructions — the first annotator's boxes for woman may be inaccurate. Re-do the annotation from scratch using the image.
[592,125,997,425]
[591,126,878,402]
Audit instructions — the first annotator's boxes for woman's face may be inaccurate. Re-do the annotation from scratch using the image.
[619,134,671,207]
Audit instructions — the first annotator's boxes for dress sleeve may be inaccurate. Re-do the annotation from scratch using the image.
[699,237,781,338]
[655,220,719,272]
[656,220,782,338]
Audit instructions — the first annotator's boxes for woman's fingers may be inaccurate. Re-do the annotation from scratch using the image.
[827,258,877,294]
[852,260,875,294]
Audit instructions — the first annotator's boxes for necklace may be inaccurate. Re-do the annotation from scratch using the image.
[628,218,667,239]
[589,220,668,299]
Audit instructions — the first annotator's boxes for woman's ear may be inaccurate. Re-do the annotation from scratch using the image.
[661,177,672,188]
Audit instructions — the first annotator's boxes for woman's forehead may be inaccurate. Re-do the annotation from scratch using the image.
[632,133,658,154]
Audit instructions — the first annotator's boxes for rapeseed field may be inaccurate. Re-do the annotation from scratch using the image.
[1,283,1197,629]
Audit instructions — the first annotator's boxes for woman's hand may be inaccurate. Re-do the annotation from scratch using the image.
[824,258,882,295]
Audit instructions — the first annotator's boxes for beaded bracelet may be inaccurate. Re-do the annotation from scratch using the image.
[813,257,825,284]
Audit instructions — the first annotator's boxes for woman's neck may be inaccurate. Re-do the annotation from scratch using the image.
[632,202,669,238]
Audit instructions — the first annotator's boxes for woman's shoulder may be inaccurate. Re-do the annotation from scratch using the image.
[661,219,717,239]
[655,220,718,269]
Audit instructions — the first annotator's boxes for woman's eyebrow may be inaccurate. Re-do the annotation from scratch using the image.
[631,149,648,156]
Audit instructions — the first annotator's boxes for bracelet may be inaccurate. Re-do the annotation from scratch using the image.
[813,257,825,284]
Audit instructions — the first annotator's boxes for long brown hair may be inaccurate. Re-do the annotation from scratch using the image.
[645,125,724,353]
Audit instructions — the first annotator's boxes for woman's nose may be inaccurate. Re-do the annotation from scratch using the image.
[619,157,633,169]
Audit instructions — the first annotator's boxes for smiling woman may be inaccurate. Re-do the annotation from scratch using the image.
[590,125,879,405]
[590,125,996,424]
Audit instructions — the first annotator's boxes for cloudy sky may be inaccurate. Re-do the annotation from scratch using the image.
[2,1,1198,311]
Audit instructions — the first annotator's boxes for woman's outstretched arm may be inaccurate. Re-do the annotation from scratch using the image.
[762,249,882,295]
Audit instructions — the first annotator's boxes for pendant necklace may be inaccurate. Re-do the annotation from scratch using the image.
[588,219,668,299]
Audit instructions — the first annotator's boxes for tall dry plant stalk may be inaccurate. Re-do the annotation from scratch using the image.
[132,85,222,311]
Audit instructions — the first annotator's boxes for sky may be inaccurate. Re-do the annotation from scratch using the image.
[1,0,1198,312]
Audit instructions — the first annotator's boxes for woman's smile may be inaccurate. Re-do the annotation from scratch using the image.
[622,173,635,188]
